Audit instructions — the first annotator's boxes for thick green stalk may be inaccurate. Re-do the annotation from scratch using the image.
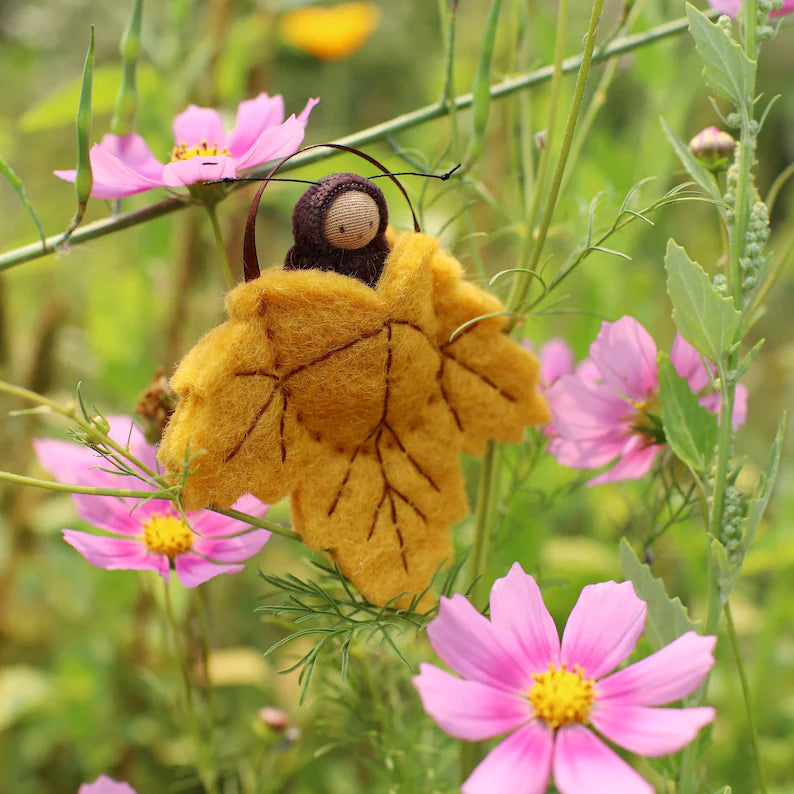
[506,0,606,319]
[0,13,707,273]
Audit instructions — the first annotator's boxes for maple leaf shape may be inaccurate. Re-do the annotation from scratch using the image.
[158,232,549,605]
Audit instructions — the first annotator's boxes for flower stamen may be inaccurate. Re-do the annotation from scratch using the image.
[170,139,231,162]
[528,662,594,730]
[142,514,193,557]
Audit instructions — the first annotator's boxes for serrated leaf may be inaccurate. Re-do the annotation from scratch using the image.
[619,538,701,650]
[660,116,720,201]
[665,239,742,361]
[0,155,46,244]
[686,4,756,106]
[659,354,718,472]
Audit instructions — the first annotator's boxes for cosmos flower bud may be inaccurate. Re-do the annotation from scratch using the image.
[688,126,735,171]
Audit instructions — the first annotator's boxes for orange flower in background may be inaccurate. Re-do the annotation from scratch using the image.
[279,2,380,60]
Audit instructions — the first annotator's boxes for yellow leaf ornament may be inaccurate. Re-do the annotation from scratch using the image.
[158,153,550,606]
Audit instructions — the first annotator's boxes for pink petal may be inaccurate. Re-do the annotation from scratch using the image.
[174,553,243,588]
[413,663,530,741]
[670,333,712,392]
[232,115,307,171]
[707,0,740,14]
[597,632,716,706]
[553,724,654,794]
[189,493,269,537]
[560,581,646,679]
[489,563,560,673]
[96,133,163,180]
[546,376,633,440]
[105,415,159,474]
[539,338,575,387]
[590,703,715,756]
[732,384,748,428]
[162,155,237,187]
[63,530,169,578]
[296,96,320,125]
[588,317,658,402]
[79,776,137,794]
[192,529,269,562]
[55,143,165,199]
[427,594,532,692]
[548,435,627,470]
[462,721,554,794]
[172,105,227,148]
[227,93,286,158]
[586,435,660,487]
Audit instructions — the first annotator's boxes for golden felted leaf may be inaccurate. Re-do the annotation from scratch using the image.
[158,231,549,605]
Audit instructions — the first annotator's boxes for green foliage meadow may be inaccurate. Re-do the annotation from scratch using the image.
[0,1,793,792]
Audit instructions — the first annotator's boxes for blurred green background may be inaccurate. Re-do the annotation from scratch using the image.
[1,0,792,791]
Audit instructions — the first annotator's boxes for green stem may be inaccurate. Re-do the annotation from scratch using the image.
[517,0,570,277]
[0,12,707,273]
[206,203,235,290]
[163,581,216,793]
[0,470,176,499]
[506,0,605,320]
[213,506,301,542]
[0,378,302,541]
[461,442,501,783]
[724,601,768,794]
[194,588,218,728]
[0,378,161,482]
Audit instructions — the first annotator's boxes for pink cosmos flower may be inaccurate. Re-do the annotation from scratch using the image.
[414,563,716,794]
[54,93,319,199]
[708,0,794,17]
[544,316,748,486]
[34,416,270,587]
[537,338,575,389]
[79,777,136,794]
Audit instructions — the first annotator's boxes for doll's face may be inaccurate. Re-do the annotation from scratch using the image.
[291,173,389,253]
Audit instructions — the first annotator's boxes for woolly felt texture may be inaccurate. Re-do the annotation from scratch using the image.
[158,231,550,605]
[284,173,390,287]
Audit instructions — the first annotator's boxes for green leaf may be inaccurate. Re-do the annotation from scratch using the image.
[686,4,756,106]
[619,538,701,650]
[0,155,46,244]
[665,239,742,362]
[659,354,718,472]
[660,116,720,201]
[728,414,785,589]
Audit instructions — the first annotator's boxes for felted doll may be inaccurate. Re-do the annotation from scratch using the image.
[157,148,550,606]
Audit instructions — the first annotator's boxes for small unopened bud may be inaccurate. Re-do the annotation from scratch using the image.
[258,706,290,731]
[90,414,111,436]
[688,126,735,171]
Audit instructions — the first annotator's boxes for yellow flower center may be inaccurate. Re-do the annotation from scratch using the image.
[170,139,231,162]
[528,663,595,730]
[142,514,193,557]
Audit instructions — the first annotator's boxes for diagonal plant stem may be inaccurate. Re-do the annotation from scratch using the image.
[0,12,710,274]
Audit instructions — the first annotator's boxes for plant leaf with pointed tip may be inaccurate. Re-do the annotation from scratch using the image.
[686,4,756,106]
[619,538,701,650]
[665,239,742,361]
[0,156,46,244]
[659,354,718,472]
